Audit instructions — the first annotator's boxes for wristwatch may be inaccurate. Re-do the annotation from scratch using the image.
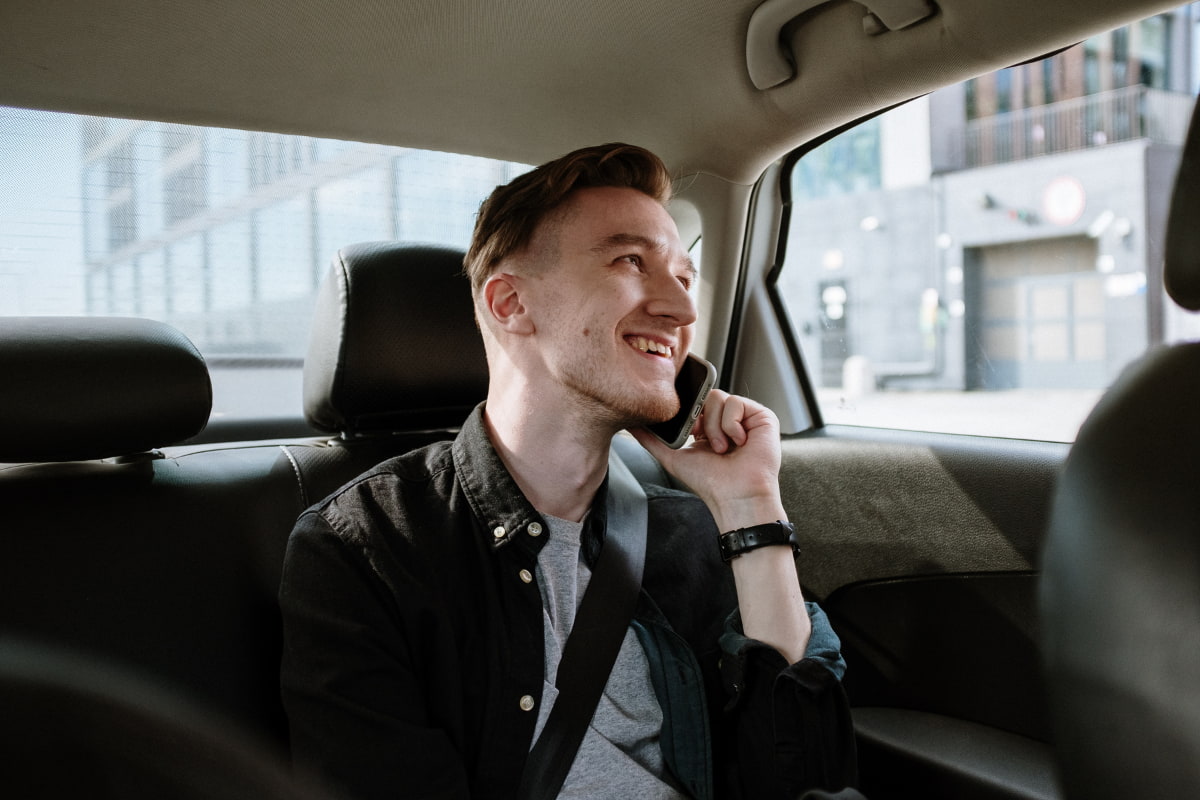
[718,520,799,563]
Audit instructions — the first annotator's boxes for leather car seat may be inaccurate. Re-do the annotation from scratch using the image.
[1040,97,1200,797]
[303,241,489,435]
[0,639,335,800]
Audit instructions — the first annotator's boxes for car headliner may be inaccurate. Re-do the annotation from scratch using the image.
[0,0,1180,185]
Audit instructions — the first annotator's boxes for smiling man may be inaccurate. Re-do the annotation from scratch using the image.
[279,143,857,800]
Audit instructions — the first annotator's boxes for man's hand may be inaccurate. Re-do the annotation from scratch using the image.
[631,390,811,663]
[631,390,786,533]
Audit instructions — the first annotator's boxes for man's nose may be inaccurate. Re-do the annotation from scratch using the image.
[646,272,698,326]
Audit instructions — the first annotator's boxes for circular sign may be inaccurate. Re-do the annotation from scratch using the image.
[1042,176,1086,226]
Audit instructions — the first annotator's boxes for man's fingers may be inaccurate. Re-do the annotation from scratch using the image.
[698,390,730,453]
[719,394,749,447]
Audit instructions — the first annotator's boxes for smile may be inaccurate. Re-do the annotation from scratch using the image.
[626,336,673,358]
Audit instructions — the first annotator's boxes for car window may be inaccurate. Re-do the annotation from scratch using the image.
[775,8,1200,441]
[1,106,530,424]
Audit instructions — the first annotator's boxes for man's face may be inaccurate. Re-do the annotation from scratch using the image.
[520,186,698,428]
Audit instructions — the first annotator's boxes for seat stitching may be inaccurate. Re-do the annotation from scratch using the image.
[278,444,309,509]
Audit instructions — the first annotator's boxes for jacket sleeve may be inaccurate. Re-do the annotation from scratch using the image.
[279,510,472,800]
[717,602,858,799]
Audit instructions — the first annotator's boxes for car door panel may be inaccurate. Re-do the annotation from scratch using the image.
[778,425,1068,798]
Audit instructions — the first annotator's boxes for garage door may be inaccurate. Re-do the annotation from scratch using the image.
[969,237,1106,390]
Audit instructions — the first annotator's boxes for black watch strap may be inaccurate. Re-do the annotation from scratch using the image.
[718,520,798,563]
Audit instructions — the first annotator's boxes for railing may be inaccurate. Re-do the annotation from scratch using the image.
[962,86,1195,168]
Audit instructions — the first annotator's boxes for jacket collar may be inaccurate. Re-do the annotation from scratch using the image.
[452,403,607,564]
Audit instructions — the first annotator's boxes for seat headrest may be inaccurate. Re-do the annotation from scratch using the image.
[1041,343,1200,797]
[0,317,211,462]
[303,242,488,435]
[1165,97,1200,311]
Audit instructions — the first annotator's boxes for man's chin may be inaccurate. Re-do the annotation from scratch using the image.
[624,394,681,429]
[567,374,679,429]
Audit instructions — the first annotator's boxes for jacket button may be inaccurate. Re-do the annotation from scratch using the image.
[527,522,543,537]
[519,569,533,584]
[519,695,535,712]
[492,526,506,539]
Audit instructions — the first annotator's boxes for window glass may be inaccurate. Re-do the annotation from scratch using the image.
[210,218,253,313]
[140,249,169,319]
[778,8,1199,441]
[169,234,206,320]
[315,167,393,262]
[258,196,315,302]
[110,260,137,316]
[0,106,530,423]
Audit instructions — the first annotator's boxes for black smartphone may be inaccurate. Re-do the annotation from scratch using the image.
[647,353,718,449]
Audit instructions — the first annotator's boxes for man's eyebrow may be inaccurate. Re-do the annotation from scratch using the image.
[591,233,698,277]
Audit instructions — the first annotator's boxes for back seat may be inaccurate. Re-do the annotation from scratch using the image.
[0,239,671,764]
[0,242,487,751]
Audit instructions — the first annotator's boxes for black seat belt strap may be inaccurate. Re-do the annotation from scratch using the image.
[517,448,648,800]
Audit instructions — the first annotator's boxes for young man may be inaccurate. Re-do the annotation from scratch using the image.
[280,144,856,799]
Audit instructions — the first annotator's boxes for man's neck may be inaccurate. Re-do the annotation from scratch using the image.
[482,389,616,523]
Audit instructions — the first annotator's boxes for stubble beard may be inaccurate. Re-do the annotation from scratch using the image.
[560,352,680,430]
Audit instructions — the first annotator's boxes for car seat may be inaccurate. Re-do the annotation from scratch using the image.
[1040,96,1200,798]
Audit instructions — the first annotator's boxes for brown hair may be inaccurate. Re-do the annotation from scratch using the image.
[464,143,673,293]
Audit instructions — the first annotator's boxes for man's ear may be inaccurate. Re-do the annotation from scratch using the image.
[482,273,534,335]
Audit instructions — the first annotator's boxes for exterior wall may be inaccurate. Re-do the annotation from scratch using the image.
[942,141,1159,391]
[781,139,1180,392]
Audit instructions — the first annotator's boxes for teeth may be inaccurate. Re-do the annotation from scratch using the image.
[630,336,672,358]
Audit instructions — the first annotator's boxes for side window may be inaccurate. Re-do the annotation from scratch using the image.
[775,8,1200,441]
[1,108,530,422]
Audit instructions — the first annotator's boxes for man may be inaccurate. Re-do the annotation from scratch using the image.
[280,143,856,799]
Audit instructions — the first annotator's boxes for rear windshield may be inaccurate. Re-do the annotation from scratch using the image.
[1,107,529,423]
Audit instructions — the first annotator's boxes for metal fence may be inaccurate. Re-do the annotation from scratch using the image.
[964,86,1195,168]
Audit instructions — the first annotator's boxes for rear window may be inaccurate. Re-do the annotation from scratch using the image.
[1,107,529,423]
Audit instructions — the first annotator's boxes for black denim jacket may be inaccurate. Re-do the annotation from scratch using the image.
[280,406,856,800]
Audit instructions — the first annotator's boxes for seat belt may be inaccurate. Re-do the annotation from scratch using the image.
[517,449,648,800]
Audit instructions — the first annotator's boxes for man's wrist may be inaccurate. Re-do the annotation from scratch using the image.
[708,495,786,534]
[718,520,798,563]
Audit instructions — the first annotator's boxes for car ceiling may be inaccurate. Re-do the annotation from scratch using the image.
[0,0,1181,184]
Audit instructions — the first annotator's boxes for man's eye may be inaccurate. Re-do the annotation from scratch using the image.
[618,254,642,267]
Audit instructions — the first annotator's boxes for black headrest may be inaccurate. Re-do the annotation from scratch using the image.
[0,317,211,462]
[303,242,489,435]
[1164,97,1200,310]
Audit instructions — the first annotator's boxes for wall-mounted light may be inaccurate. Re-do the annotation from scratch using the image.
[822,285,847,321]
[1087,209,1115,239]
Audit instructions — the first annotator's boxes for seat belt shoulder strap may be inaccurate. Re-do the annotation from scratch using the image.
[517,450,648,800]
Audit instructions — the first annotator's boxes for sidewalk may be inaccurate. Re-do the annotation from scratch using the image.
[816,387,1105,442]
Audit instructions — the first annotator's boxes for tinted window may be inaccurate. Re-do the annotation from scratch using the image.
[1,107,530,422]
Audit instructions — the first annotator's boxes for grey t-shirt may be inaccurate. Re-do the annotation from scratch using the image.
[531,513,687,799]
